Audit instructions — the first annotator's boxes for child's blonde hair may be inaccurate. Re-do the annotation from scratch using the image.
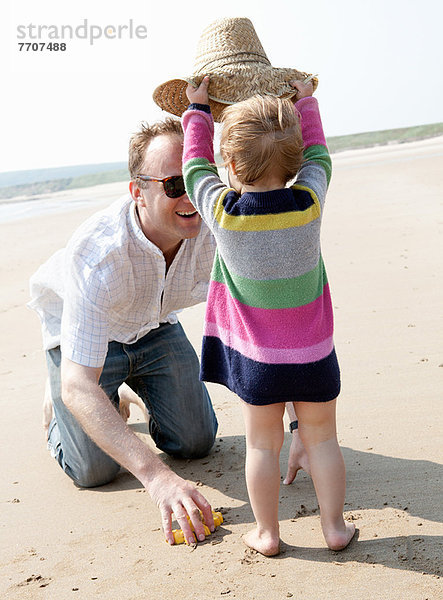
[220,95,304,186]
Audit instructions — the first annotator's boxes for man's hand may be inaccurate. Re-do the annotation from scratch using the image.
[290,79,314,101]
[61,357,214,545]
[283,429,311,485]
[186,76,210,105]
[147,470,215,545]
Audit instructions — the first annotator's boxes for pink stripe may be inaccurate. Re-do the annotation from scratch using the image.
[296,97,327,148]
[182,110,214,163]
[204,322,334,364]
[205,280,333,349]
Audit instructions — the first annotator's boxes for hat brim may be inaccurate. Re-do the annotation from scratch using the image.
[153,69,318,122]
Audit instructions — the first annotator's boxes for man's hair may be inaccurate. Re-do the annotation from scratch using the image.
[128,117,183,180]
[220,95,304,185]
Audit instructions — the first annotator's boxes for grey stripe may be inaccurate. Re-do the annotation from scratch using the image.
[214,220,322,280]
[294,162,328,208]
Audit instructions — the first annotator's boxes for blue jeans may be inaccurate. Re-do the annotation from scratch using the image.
[46,322,218,488]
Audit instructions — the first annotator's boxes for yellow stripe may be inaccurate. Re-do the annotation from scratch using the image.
[213,185,321,232]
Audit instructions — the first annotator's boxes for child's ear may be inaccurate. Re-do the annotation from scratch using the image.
[229,161,237,176]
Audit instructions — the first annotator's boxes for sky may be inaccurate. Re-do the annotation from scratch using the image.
[1,0,442,174]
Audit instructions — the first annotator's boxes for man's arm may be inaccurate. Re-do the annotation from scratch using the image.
[61,357,214,544]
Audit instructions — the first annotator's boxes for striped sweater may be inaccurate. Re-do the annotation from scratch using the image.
[182,97,340,404]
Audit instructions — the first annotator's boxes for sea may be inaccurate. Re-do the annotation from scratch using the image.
[0,181,129,224]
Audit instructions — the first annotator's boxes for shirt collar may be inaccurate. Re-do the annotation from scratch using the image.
[129,198,163,255]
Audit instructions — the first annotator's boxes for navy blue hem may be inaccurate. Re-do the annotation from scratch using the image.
[188,103,211,113]
[200,337,341,405]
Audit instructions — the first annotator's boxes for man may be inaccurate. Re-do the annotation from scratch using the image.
[29,118,218,545]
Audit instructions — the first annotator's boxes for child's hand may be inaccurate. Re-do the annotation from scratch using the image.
[290,79,314,101]
[186,76,210,105]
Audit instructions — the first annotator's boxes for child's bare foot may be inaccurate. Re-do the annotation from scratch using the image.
[243,527,280,557]
[323,520,356,551]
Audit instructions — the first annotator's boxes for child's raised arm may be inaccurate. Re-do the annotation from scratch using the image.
[186,76,210,106]
[289,79,314,100]
[182,76,226,229]
[290,81,332,203]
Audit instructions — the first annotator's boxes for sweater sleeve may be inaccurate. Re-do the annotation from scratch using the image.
[295,96,331,186]
[182,105,229,229]
[292,97,332,211]
[182,104,215,164]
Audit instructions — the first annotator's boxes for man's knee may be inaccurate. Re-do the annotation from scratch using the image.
[67,460,120,488]
[177,428,217,459]
[154,421,217,460]
[174,403,218,459]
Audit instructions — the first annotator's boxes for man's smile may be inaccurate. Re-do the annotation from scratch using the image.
[176,210,198,219]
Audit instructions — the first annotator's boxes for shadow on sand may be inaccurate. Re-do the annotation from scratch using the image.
[87,430,443,576]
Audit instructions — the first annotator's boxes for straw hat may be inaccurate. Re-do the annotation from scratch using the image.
[153,17,318,122]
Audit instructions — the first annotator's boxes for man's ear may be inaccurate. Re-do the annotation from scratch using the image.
[129,180,145,205]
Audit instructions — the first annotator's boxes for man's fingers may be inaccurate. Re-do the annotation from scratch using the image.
[172,496,213,544]
[153,475,214,545]
[163,504,196,545]
[161,509,174,545]
[283,430,311,485]
[183,502,207,542]
[183,492,214,541]
[192,491,214,532]
[174,508,196,545]
[283,465,298,485]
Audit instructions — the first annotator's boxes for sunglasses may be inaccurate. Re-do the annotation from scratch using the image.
[136,174,186,199]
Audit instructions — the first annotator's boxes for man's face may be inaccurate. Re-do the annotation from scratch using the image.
[131,134,201,254]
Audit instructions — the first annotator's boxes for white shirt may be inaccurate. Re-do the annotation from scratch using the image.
[29,195,216,368]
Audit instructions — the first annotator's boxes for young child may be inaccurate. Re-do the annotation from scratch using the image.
[182,76,355,556]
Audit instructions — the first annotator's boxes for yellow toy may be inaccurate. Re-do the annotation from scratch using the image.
[171,511,223,545]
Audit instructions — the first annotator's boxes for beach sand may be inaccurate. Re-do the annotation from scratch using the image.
[1,137,442,599]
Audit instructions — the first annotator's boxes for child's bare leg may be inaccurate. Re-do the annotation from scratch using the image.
[240,401,285,556]
[295,399,355,551]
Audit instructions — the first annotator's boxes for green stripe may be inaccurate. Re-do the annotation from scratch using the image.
[183,157,218,199]
[212,253,328,309]
[303,145,332,185]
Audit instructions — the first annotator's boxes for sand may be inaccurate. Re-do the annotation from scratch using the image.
[1,137,442,599]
